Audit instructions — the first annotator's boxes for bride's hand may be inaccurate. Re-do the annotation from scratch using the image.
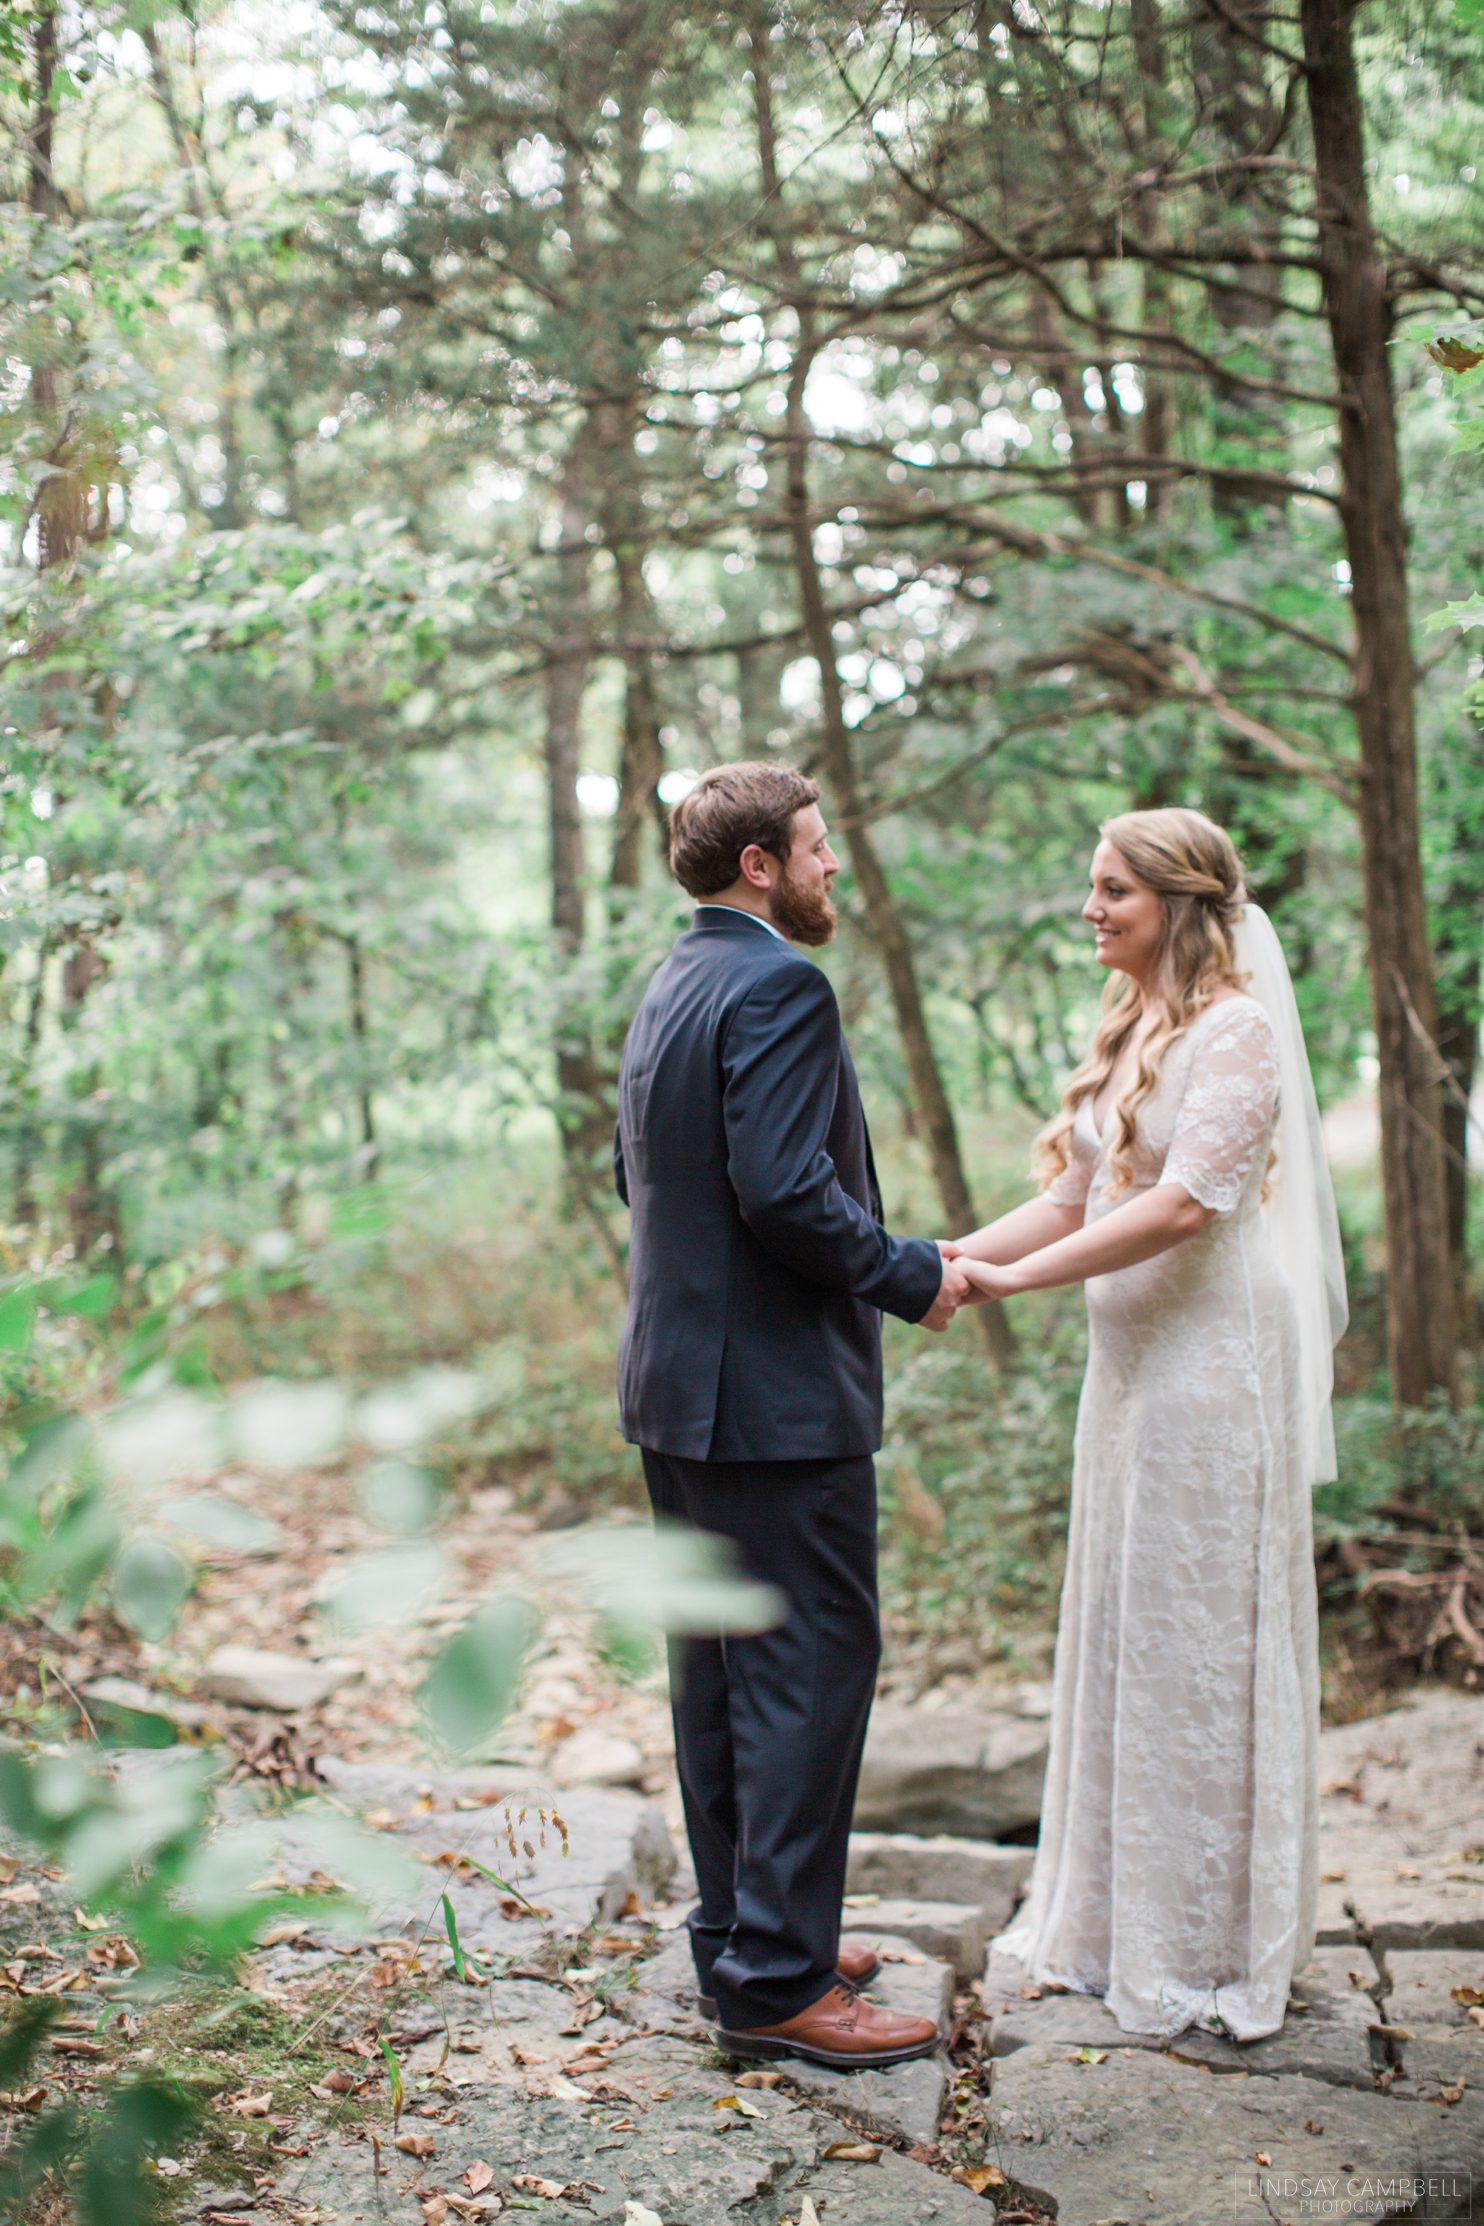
[936,1238,966,1260]
[957,1258,1020,1302]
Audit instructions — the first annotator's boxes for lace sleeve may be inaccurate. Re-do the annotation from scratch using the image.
[1044,1125,1094,1208]
[1162,1002,1279,1216]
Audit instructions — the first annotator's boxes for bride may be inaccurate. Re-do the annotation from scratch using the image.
[950,806,1347,2041]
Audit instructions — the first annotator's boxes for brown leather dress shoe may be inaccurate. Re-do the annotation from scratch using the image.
[696,1939,882,2024]
[714,1981,939,2070]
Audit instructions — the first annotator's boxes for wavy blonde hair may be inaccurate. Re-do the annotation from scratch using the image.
[1036,807,1248,1197]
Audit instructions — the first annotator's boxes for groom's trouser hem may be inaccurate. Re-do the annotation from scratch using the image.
[640,1446,881,2033]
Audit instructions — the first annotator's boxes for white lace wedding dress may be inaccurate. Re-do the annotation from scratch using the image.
[993,995,1320,2041]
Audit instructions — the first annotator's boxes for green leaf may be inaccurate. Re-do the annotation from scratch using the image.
[320,1541,443,1633]
[75,2080,196,2226]
[0,1997,64,2087]
[379,2035,405,2118]
[421,1594,535,1753]
[112,1532,192,1641]
[441,1890,467,1979]
[1424,594,1484,632]
[545,1522,785,1638]
[157,1492,282,1554]
[0,1287,36,1352]
[49,1274,118,1320]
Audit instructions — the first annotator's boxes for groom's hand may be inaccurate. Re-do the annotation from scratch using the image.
[920,1254,971,1332]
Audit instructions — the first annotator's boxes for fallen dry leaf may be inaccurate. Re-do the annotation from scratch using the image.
[395,2131,436,2158]
[309,2069,361,2098]
[1305,2119,1324,2134]
[1437,2078,1467,2106]
[464,2162,494,2195]
[1450,1984,1484,2007]
[512,2177,572,2200]
[734,2070,782,2089]
[1255,2151,1272,2166]
[420,2201,447,2226]
[713,2093,763,2118]
[228,2091,274,2117]
[1071,2047,1108,2065]
[822,2140,881,2162]
[952,2162,1007,2194]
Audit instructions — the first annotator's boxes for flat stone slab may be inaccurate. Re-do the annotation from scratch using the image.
[856,1700,1048,1837]
[1385,1947,1484,2031]
[251,2026,999,2225]
[313,1758,675,1945]
[848,1829,1034,1927]
[201,1643,345,1711]
[763,1928,956,2149]
[842,1894,988,1980]
[984,1946,1384,2092]
[1315,1691,1484,1950]
[989,2039,1481,2226]
[628,1925,958,2151]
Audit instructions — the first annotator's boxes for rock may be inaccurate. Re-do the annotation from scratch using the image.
[550,1726,648,1790]
[79,1676,217,1732]
[1380,1947,1484,2106]
[276,2025,1001,2226]
[1384,1947,1484,2031]
[848,1830,1033,1926]
[311,1759,676,1943]
[855,1702,1048,1836]
[1315,1690,1484,1950]
[989,2040,1478,2226]
[841,1895,988,1981]
[200,1645,342,1713]
[739,1931,957,2149]
[984,1946,1382,2092]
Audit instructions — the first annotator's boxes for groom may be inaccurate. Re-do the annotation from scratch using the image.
[613,760,969,2069]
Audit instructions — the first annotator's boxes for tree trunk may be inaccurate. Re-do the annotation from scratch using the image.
[782,394,1016,1368]
[346,931,379,1181]
[12,945,49,1227]
[545,434,609,1167]
[1433,714,1483,1340]
[608,525,667,891]
[1300,0,1458,1406]
[1130,0,1175,526]
[749,24,1015,1367]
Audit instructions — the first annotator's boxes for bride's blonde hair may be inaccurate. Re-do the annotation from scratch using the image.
[1036,807,1247,1197]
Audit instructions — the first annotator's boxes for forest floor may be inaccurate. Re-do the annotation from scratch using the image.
[5,1449,1483,2225]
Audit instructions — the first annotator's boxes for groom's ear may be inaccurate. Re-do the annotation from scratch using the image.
[737,841,779,891]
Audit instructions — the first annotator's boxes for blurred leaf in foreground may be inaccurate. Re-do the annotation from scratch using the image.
[544,1521,785,1639]
[421,1594,535,1753]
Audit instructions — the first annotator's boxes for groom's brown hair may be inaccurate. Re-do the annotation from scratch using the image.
[668,761,821,899]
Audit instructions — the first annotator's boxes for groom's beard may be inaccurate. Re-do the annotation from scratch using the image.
[770,863,837,947]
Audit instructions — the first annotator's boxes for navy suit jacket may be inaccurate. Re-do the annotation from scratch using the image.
[614,907,942,1462]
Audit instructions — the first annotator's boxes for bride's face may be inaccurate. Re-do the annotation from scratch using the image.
[1083,840,1164,985]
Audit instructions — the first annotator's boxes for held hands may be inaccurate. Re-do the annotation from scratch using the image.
[920,1251,973,1332]
[920,1239,1019,1329]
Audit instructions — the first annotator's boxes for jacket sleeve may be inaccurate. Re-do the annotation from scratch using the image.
[613,1121,629,1208]
[720,960,943,1322]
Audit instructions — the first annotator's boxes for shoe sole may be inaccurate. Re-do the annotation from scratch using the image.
[696,1957,882,2023]
[710,2026,939,2070]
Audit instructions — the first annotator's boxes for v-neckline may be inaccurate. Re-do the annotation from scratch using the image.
[1087,996,1246,1142]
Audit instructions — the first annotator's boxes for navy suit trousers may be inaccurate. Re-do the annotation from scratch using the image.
[641,1447,881,2030]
